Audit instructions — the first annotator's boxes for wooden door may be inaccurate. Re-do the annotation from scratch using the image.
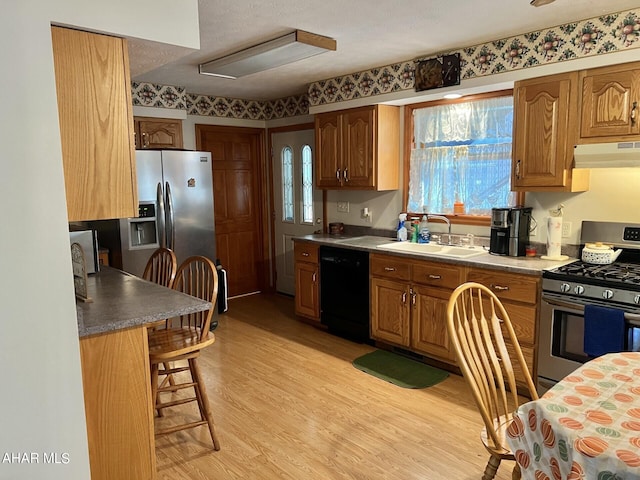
[370,277,410,345]
[512,72,578,189]
[410,285,454,361]
[196,126,265,297]
[580,64,640,140]
[343,106,374,187]
[315,111,342,187]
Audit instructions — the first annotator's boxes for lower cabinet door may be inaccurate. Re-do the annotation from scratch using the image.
[295,262,320,321]
[410,285,455,362]
[370,277,410,345]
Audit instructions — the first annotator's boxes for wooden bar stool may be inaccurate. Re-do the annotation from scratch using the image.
[147,255,220,450]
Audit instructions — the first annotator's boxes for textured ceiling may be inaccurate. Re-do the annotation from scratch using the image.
[127,0,640,101]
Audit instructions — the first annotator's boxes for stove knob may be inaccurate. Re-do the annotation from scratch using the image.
[603,289,614,300]
[635,294,640,305]
[574,285,585,295]
[560,283,571,293]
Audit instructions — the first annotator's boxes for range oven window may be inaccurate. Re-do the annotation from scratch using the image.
[551,306,640,364]
[551,309,588,364]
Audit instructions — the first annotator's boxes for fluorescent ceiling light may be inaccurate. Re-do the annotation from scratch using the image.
[530,0,556,6]
[199,30,336,79]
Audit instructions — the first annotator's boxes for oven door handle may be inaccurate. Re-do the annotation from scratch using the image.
[542,294,640,327]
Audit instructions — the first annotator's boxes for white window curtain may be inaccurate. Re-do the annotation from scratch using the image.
[408,95,514,215]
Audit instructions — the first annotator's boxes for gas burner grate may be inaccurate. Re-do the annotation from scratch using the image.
[553,261,640,284]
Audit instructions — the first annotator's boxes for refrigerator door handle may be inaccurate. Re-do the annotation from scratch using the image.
[165,181,175,250]
[156,182,166,248]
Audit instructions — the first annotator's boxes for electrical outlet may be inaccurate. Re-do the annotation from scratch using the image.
[336,201,349,213]
[562,221,572,238]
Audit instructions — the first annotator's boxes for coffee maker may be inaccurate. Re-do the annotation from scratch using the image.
[490,207,532,257]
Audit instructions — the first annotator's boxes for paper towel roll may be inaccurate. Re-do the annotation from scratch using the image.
[546,217,563,258]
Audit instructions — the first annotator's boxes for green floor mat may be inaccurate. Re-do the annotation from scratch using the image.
[352,350,449,389]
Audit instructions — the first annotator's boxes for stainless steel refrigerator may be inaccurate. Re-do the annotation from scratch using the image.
[119,150,216,277]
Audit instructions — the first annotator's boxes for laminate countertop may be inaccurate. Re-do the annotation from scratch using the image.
[76,266,211,337]
[293,234,576,275]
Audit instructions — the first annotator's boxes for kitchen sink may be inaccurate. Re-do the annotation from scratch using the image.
[376,241,487,258]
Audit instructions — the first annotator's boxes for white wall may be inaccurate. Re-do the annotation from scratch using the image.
[0,1,199,478]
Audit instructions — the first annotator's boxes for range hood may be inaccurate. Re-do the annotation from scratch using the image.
[574,142,640,168]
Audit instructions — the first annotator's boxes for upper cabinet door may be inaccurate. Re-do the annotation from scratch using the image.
[315,111,341,188]
[512,72,587,192]
[342,107,374,187]
[52,27,137,222]
[135,117,184,149]
[580,63,640,141]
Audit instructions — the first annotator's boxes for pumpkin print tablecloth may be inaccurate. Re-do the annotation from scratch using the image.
[506,352,640,480]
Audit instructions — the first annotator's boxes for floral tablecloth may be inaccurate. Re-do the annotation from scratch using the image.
[506,352,640,480]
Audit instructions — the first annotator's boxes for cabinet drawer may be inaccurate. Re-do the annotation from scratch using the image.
[294,243,319,263]
[467,269,539,305]
[370,254,411,281]
[412,261,463,289]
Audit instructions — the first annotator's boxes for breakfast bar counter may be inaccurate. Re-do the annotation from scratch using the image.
[77,267,211,480]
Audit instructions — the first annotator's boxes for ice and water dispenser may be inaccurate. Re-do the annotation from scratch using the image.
[126,202,159,248]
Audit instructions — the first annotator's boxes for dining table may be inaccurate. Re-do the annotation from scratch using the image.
[506,352,640,480]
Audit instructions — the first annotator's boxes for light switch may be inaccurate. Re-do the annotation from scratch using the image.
[337,201,349,213]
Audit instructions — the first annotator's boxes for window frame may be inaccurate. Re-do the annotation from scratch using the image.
[402,89,524,227]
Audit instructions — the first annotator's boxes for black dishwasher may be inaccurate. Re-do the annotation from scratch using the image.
[320,246,370,343]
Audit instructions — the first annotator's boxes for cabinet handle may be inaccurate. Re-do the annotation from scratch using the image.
[302,252,310,257]
[515,159,521,179]
[411,291,416,306]
[343,168,349,182]
[402,292,407,303]
[336,169,340,180]
[142,132,149,148]
[312,272,317,282]
[631,101,637,126]
[490,283,510,291]
[428,274,442,280]
[384,267,396,272]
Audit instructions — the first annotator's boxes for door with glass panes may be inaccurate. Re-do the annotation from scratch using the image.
[272,129,323,295]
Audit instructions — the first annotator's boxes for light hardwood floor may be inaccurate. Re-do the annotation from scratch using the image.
[154,293,516,480]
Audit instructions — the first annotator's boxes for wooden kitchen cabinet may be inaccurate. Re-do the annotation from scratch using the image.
[294,242,320,321]
[134,117,184,149]
[315,105,399,190]
[410,261,463,361]
[51,27,137,222]
[511,72,589,192]
[370,254,461,362]
[466,267,540,391]
[80,326,156,480]
[579,61,640,142]
[370,254,411,345]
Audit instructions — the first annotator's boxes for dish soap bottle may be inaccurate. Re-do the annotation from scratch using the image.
[396,213,408,242]
[418,215,431,243]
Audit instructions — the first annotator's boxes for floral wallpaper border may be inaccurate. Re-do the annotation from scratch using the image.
[132,8,640,117]
[131,82,309,121]
[308,9,640,106]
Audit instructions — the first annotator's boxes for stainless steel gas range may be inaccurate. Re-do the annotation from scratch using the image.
[537,221,640,393]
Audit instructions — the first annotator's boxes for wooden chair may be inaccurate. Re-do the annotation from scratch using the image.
[446,282,538,480]
[142,247,177,288]
[148,255,220,450]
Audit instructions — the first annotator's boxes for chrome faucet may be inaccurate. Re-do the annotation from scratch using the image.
[427,214,453,245]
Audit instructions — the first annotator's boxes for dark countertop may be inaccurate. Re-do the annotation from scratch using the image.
[76,267,211,337]
[293,234,576,275]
